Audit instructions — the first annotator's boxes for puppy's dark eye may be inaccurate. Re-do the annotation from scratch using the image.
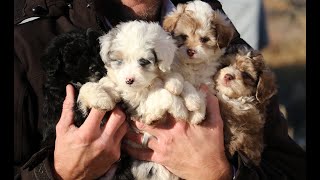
[241,72,256,86]
[200,37,210,43]
[179,34,188,41]
[138,58,151,67]
[89,66,96,73]
[241,72,253,79]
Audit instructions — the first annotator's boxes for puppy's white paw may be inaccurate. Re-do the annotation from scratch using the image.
[181,81,204,111]
[189,111,205,124]
[184,94,201,111]
[169,96,189,120]
[141,89,174,124]
[143,114,163,125]
[78,82,116,113]
[90,93,115,111]
[188,102,206,124]
[163,73,184,95]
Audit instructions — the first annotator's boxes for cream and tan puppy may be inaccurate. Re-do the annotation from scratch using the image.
[163,0,235,124]
[214,46,277,165]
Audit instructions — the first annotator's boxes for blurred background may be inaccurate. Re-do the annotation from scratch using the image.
[220,0,306,149]
[262,0,305,149]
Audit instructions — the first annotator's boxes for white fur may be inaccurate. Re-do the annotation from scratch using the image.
[131,161,179,180]
[185,0,215,26]
[78,21,198,180]
[79,21,190,124]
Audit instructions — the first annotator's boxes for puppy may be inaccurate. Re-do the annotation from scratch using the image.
[163,0,235,124]
[78,20,194,180]
[41,29,107,147]
[214,46,277,165]
[78,20,190,124]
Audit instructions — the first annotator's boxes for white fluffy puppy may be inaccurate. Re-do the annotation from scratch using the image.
[78,20,191,125]
[163,0,235,123]
[78,20,195,180]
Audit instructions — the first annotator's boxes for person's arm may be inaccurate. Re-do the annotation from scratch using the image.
[16,85,129,180]
[124,85,233,180]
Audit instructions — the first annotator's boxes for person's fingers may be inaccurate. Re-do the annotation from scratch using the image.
[101,107,126,138]
[113,122,129,145]
[80,108,106,132]
[124,131,158,150]
[123,144,156,162]
[57,85,76,131]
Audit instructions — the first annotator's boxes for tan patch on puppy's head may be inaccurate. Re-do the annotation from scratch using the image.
[163,1,235,64]
[211,11,235,49]
[162,3,187,32]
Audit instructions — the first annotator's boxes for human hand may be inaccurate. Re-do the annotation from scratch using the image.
[124,85,232,180]
[53,84,128,180]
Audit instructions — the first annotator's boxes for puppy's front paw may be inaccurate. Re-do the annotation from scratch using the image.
[143,114,163,125]
[78,82,116,113]
[181,81,204,111]
[189,111,205,124]
[188,103,206,124]
[90,93,116,111]
[168,96,189,120]
[184,94,201,111]
[163,73,184,95]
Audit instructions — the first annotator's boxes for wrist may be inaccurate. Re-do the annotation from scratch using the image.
[188,159,233,180]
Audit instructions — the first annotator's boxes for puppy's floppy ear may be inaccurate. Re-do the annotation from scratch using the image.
[99,28,117,65]
[86,28,102,47]
[211,10,235,49]
[163,4,187,32]
[256,69,277,103]
[246,49,267,74]
[154,35,177,72]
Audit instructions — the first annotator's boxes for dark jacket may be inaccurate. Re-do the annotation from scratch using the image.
[14,0,306,179]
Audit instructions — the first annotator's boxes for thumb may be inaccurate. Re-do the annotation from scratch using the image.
[57,84,76,131]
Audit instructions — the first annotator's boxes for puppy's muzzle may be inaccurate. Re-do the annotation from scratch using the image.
[187,49,196,57]
[224,74,235,82]
[126,77,135,85]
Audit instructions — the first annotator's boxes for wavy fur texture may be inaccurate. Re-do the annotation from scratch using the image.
[214,46,278,165]
[41,29,107,147]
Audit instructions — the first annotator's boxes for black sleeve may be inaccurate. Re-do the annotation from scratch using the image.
[14,53,57,180]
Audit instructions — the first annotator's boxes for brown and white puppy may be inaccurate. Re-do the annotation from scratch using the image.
[163,0,235,124]
[214,46,278,165]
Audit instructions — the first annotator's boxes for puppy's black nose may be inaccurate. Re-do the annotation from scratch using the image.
[224,74,235,81]
[126,78,135,85]
[187,49,196,57]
